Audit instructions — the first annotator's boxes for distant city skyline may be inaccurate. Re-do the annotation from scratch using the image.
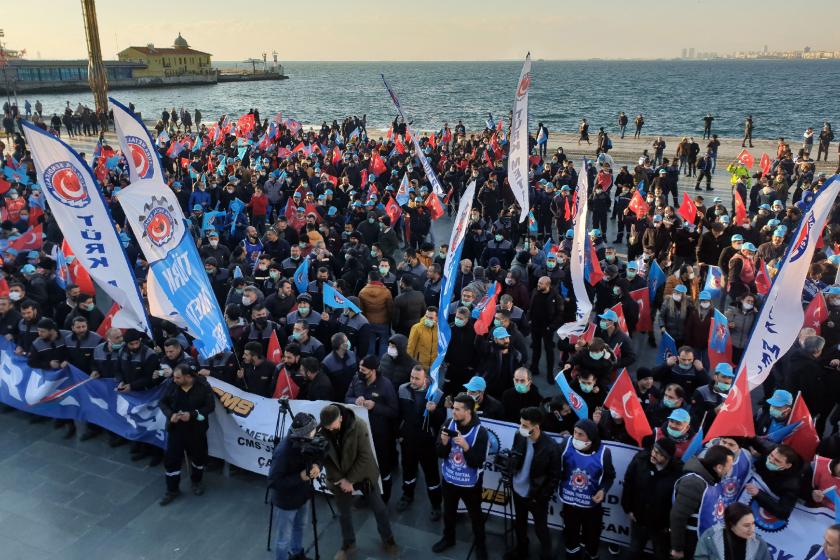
[5,0,840,62]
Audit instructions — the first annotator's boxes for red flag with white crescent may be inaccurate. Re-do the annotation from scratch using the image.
[602,368,652,445]
[704,368,754,442]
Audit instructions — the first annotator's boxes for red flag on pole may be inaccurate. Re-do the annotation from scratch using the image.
[425,194,445,221]
[737,149,755,169]
[569,322,596,345]
[704,368,754,442]
[610,303,628,335]
[630,287,652,333]
[385,197,402,225]
[62,240,95,295]
[10,224,43,252]
[96,303,121,337]
[564,197,572,221]
[628,191,650,220]
[267,330,283,364]
[0,277,9,297]
[755,259,771,296]
[474,282,501,336]
[733,191,748,225]
[603,368,653,446]
[271,366,299,399]
[785,392,820,463]
[369,152,387,176]
[803,291,829,335]
[759,153,772,176]
[678,192,698,224]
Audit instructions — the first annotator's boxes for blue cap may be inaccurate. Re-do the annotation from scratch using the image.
[492,326,510,339]
[325,189,333,195]
[773,228,786,237]
[731,234,744,242]
[776,225,788,233]
[772,200,783,207]
[327,206,337,216]
[598,309,619,322]
[207,230,219,238]
[352,201,362,207]
[172,181,182,188]
[589,228,602,237]
[826,285,840,296]
[742,242,757,252]
[720,215,731,224]
[767,219,781,227]
[653,214,663,222]
[713,196,722,203]
[317,194,326,200]
[560,185,572,192]
[547,252,556,260]
[565,229,574,238]
[829,256,840,267]
[626,261,638,270]
[21,264,36,275]
[766,389,793,407]
[193,204,202,211]
[699,290,712,300]
[27,250,39,259]
[293,191,302,197]
[668,408,691,423]
[464,376,487,392]
[714,363,734,377]
[759,203,771,210]
[674,284,688,294]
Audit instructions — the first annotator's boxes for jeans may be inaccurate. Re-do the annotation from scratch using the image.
[368,323,391,356]
[274,504,309,560]
[710,154,718,174]
[619,124,626,138]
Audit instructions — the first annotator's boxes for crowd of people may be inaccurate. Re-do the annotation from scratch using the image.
[1,101,840,560]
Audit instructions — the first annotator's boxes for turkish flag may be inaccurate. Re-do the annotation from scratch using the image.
[678,192,698,225]
[96,302,121,337]
[603,369,653,446]
[755,259,771,296]
[425,194,445,221]
[10,224,43,252]
[733,191,748,225]
[0,277,8,297]
[271,366,299,399]
[804,291,829,335]
[704,368,755,442]
[785,392,820,463]
[628,191,650,220]
[737,148,755,169]
[759,153,772,176]
[332,147,342,167]
[630,287,652,333]
[267,330,283,365]
[569,322,596,345]
[564,197,571,221]
[385,197,402,225]
[474,282,501,336]
[0,178,11,195]
[610,302,629,334]
[369,152,387,177]
[62,240,95,295]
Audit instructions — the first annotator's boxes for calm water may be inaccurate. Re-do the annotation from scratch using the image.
[19,60,840,140]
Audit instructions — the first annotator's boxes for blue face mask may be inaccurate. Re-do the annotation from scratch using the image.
[599,320,609,330]
[765,457,782,472]
[589,351,604,360]
[454,317,467,328]
[110,342,124,350]
[678,362,692,370]
[291,331,302,341]
[493,318,502,327]
[769,407,787,419]
[579,382,594,393]
[666,426,684,439]
[715,381,732,392]
[514,383,529,394]
[663,397,679,409]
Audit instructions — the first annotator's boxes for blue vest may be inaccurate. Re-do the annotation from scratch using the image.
[441,419,481,487]
[720,450,751,506]
[560,438,605,508]
[697,479,725,535]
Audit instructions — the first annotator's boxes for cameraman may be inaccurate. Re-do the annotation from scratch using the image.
[504,406,562,560]
[268,412,321,560]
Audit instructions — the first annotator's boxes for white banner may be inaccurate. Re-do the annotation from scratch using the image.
[557,162,593,338]
[507,53,532,223]
[109,97,166,185]
[21,121,151,334]
[737,473,834,559]
[741,175,840,390]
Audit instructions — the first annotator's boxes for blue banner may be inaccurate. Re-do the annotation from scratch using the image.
[323,283,361,313]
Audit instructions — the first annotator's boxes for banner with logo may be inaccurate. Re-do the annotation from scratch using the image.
[20,121,151,335]
[507,53,532,223]
[740,175,840,390]
[109,97,166,184]
[205,377,374,476]
[557,163,593,339]
[738,473,834,559]
[0,339,166,447]
[429,180,477,393]
[115,181,232,360]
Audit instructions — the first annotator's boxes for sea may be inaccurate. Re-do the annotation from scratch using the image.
[17,59,840,140]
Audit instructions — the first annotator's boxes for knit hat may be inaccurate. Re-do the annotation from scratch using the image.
[291,412,317,438]
[654,438,676,459]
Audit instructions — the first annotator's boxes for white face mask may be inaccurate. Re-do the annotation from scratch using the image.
[241,296,253,306]
[572,438,590,451]
[8,291,22,302]
[672,294,682,302]
[209,240,219,247]
[742,303,754,311]
[518,426,532,438]
[387,346,398,357]
[700,301,711,309]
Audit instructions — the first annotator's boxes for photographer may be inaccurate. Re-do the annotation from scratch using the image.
[504,406,562,560]
[268,412,322,560]
[319,403,399,560]
[433,393,490,560]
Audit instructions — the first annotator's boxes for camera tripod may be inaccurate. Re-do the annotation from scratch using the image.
[466,473,514,560]
[265,398,292,551]
[304,472,337,560]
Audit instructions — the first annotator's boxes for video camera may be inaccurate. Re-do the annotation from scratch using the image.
[300,433,329,472]
[493,447,523,481]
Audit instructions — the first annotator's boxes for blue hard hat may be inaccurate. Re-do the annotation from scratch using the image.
[598,309,619,322]
[492,326,510,339]
[714,363,734,377]
[766,389,793,407]
[668,408,691,423]
[565,229,574,238]
[699,290,712,300]
[674,284,688,294]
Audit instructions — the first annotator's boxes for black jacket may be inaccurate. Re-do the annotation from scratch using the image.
[622,448,683,530]
[511,430,562,501]
[752,453,800,520]
[159,378,214,432]
[268,435,315,510]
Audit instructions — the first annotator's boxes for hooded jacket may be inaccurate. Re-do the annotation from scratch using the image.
[378,334,417,387]
[407,317,438,369]
[694,524,771,560]
[670,456,720,551]
[621,447,683,530]
[322,404,380,488]
[560,419,616,501]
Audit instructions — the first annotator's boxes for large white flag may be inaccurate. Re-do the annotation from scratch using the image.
[21,121,151,334]
[507,53,532,223]
[557,161,593,339]
[109,97,166,185]
[742,175,840,390]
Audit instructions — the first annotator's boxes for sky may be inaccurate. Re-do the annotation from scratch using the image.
[5,0,840,61]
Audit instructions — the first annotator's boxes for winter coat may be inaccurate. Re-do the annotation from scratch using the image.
[322,405,380,488]
[378,334,417,388]
[359,281,394,325]
[622,448,683,530]
[406,318,438,369]
[694,524,771,560]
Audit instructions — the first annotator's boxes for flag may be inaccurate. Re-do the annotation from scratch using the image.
[708,309,733,372]
[54,248,71,290]
[0,178,11,195]
[682,428,705,462]
[630,287,652,333]
[396,173,410,205]
[823,487,840,523]
[293,258,309,294]
[569,322,596,346]
[737,149,755,169]
[427,180,477,395]
[369,151,387,176]
[584,235,604,286]
[564,197,572,221]
[267,330,283,365]
[62,241,95,295]
[0,277,9,297]
[385,197,402,225]
[610,303,628,334]
[96,302,121,337]
[740,176,840,390]
[657,330,677,365]
[109,98,165,184]
[555,372,589,420]
[679,192,698,224]
[603,369,653,445]
[9,224,42,251]
[704,368,754,442]
[556,165,594,340]
[331,146,342,167]
[506,53,532,223]
[760,153,772,176]
[704,265,724,301]
[473,282,500,336]
[628,190,650,220]
[637,180,646,196]
[229,198,246,234]
[763,421,801,444]
[785,392,820,462]
[734,190,748,225]
[425,193,445,221]
[166,141,184,159]
[271,366,299,399]
[232,266,243,280]
[804,291,829,334]
[648,259,666,302]
[323,283,361,313]
[755,259,771,296]
[536,125,548,145]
